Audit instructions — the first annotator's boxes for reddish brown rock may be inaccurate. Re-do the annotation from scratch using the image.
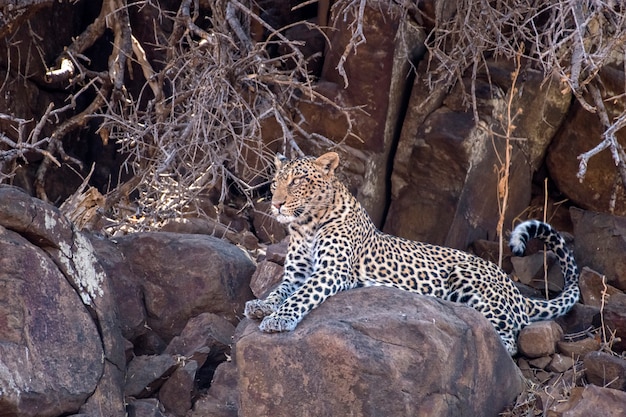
[189,362,238,417]
[0,185,126,417]
[547,354,575,373]
[547,384,626,417]
[265,239,288,265]
[386,61,569,248]
[578,266,622,308]
[570,208,626,291]
[555,303,600,334]
[89,234,146,341]
[557,338,602,360]
[251,201,287,244]
[603,293,626,354]
[0,225,103,416]
[546,68,626,217]
[165,313,235,365]
[125,354,178,398]
[159,360,198,417]
[517,321,564,358]
[584,351,626,390]
[111,232,255,342]
[235,287,523,417]
[249,260,283,298]
[511,251,564,292]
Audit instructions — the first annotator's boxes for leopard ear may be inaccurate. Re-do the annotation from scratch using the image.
[314,152,340,176]
[274,153,288,170]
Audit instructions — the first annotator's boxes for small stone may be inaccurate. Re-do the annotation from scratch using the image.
[265,239,288,265]
[249,260,283,299]
[547,353,575,373]
[126,398,167,417]
[547,384,626,417]
[529,356,552,370]
[125,354,178,398]
[518,321,564,358]
[557,337,601,360]
[511,251,562,291]
[584,351,626,390]
[555,303,600,334]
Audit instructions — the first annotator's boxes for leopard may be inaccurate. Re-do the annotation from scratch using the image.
[244,152,580,355]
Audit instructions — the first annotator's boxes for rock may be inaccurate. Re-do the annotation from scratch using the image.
[250,200,287,244]
[469,239,513,273]
[0,225,103,416]
[557,338,601,360]
[547,354,575,373]
[189,361,238,417]
[386,60,569,249]
[546,68,626,217]
[570,208,626,291]
[126,398,167,417]
[110,232,255,342]
[578,266,622,308]
[235,287,523,417]
[159,360,198,417]
[529,356,553,370]
[604,293,626,353]
[265,239,288,264]
[125,354,178,398]
[257,0,426,226]
[249,260,283,298]
[511,251,564,292]
[0,185,125,416]
[584,351,626,390]
[555,303,600,334]
[547,384,626,417]
[165,312,235,365]
[518,321,564,358]
[89,234,147,341]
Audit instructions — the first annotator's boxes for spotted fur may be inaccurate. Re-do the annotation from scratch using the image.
[245,152,580,355]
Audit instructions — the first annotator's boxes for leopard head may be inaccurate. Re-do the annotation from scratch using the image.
[270,152,340,224]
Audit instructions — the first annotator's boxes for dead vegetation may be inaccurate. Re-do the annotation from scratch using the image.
[1,0,625,232]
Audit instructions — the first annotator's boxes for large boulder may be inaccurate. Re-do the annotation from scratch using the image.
[0,185,125,416]
[234,287,523,417]
[385,61,570,249]
[96,232,255,345]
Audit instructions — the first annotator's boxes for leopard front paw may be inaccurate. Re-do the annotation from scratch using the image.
[259,314,298,332]
[244,299,277,319]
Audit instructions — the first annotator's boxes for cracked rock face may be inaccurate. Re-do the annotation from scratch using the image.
[0,194,104,416]
[0,185,125,417]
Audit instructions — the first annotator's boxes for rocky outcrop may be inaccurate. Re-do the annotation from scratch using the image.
[384,61,571,249]
[0,185,125,416]
[232,287,524,417]
[0,185,255,417]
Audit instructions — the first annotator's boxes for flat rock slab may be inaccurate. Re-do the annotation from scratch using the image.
[235,287,523,417]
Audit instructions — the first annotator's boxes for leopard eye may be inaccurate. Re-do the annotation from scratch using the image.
[289,176,304,187]
[270,182,277,191]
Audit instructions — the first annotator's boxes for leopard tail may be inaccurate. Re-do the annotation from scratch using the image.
[509,220,580,321]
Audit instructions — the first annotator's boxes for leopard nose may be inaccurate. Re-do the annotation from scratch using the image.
[272,201,283,210]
